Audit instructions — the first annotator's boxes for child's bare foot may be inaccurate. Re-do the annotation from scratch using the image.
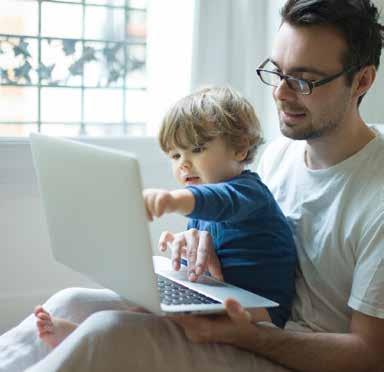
[34,305,78,348]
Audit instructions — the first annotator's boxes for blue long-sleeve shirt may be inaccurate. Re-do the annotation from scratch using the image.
[186,170,296,328]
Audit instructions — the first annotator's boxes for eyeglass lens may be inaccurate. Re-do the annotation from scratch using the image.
[259,70,310,94]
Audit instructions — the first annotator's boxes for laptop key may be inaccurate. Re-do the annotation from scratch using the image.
[156,274,220,305]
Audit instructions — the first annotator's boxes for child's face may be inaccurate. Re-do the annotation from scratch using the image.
[168,136,245,186]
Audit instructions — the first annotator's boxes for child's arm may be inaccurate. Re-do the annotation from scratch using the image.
[143,188,195,221]
[186,180,263,223]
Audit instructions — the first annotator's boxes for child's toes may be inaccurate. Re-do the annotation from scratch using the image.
[34,305,51,318]
[37,318,51,329]
[36,312,50,321]
[36,318,45,326]
[39,324,53,335]
[34,305,45,316]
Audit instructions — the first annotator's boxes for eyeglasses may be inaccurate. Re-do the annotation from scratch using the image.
[256,58,359,95]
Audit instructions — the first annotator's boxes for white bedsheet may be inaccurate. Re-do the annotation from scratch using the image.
[0,287,310,372]
[0,313,50,372]
[0,287,134,372]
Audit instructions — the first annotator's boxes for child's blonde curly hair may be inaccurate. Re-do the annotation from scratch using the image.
[158,86,263,164]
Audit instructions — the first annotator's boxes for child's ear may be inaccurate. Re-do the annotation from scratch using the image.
[235,148,248,162]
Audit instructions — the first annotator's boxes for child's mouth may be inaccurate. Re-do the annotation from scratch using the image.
[185,176,200,184]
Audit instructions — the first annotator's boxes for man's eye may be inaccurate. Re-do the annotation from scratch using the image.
[299,76,313,82]
[307,77,319,83]
[192,146,205,154]
[297,73,319,82]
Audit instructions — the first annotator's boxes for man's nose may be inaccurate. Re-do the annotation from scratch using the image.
[273,78,297,102]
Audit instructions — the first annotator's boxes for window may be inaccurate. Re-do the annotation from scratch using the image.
[0,0,148,137]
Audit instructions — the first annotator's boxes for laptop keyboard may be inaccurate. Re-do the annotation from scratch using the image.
[156,274,220,306]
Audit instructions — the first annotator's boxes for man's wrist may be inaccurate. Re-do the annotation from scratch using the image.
[231,321,281,352]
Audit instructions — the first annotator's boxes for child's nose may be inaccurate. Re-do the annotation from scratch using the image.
[179,157,192,169]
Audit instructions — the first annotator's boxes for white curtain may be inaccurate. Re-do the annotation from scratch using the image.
[191,0,286,141]
[146,0,195,135]
[362,0,384,126]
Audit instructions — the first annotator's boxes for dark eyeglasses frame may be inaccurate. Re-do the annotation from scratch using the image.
[256,58,360,95]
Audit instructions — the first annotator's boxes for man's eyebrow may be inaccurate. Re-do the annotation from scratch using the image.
[269,59,328,76]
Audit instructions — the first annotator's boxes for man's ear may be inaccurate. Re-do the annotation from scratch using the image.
[352,65,376,100]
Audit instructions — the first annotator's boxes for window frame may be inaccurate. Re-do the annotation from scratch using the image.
[0,0,148,136]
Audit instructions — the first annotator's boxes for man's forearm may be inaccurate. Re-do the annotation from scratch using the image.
[234,324,380,372]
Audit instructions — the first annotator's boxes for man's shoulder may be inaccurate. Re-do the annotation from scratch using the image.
[369,135,384,207]
[350,132,384,214]
[367,130,384,165]
[359,131,384,181]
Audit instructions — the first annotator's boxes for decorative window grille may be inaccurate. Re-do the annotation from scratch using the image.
[0,0,147,137]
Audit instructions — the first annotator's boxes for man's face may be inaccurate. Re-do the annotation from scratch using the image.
[271,22,354,140]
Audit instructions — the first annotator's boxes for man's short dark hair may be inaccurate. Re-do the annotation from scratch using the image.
[281,0,384,105]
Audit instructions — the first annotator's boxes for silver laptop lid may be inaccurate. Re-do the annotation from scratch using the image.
[30,133,162,314]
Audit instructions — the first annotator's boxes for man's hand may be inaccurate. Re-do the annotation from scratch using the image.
[171,298,262,344]
[143,189,175,221]
[174,303,384,372]
[158,229,223,282]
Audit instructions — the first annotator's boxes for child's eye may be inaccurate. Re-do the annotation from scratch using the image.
[170,153,180,160]
[192,146,205,154]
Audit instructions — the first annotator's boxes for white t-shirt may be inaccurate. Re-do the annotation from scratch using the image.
[258,130,384,333]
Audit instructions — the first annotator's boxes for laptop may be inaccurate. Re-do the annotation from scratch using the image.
[30,133,278,315]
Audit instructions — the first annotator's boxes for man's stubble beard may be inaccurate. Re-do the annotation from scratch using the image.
[278,95,350,141]
[279,117,339,140]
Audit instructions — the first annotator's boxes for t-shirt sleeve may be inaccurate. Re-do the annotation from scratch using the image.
[348,205,384,318]
[186,176,268,223]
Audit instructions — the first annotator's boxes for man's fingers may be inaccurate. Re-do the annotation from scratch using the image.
[163,230,222,283]
[208,251,224,281]
[185,229,199,281]
[200,232,223,281]
[171,234,187,271]
[194,230,209,276]
[184,229,223,281]
[224,298,252,325]
[158,231,174,252]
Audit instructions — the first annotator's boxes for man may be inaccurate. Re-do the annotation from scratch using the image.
[3,1,384,371]
[171,2,384,371]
